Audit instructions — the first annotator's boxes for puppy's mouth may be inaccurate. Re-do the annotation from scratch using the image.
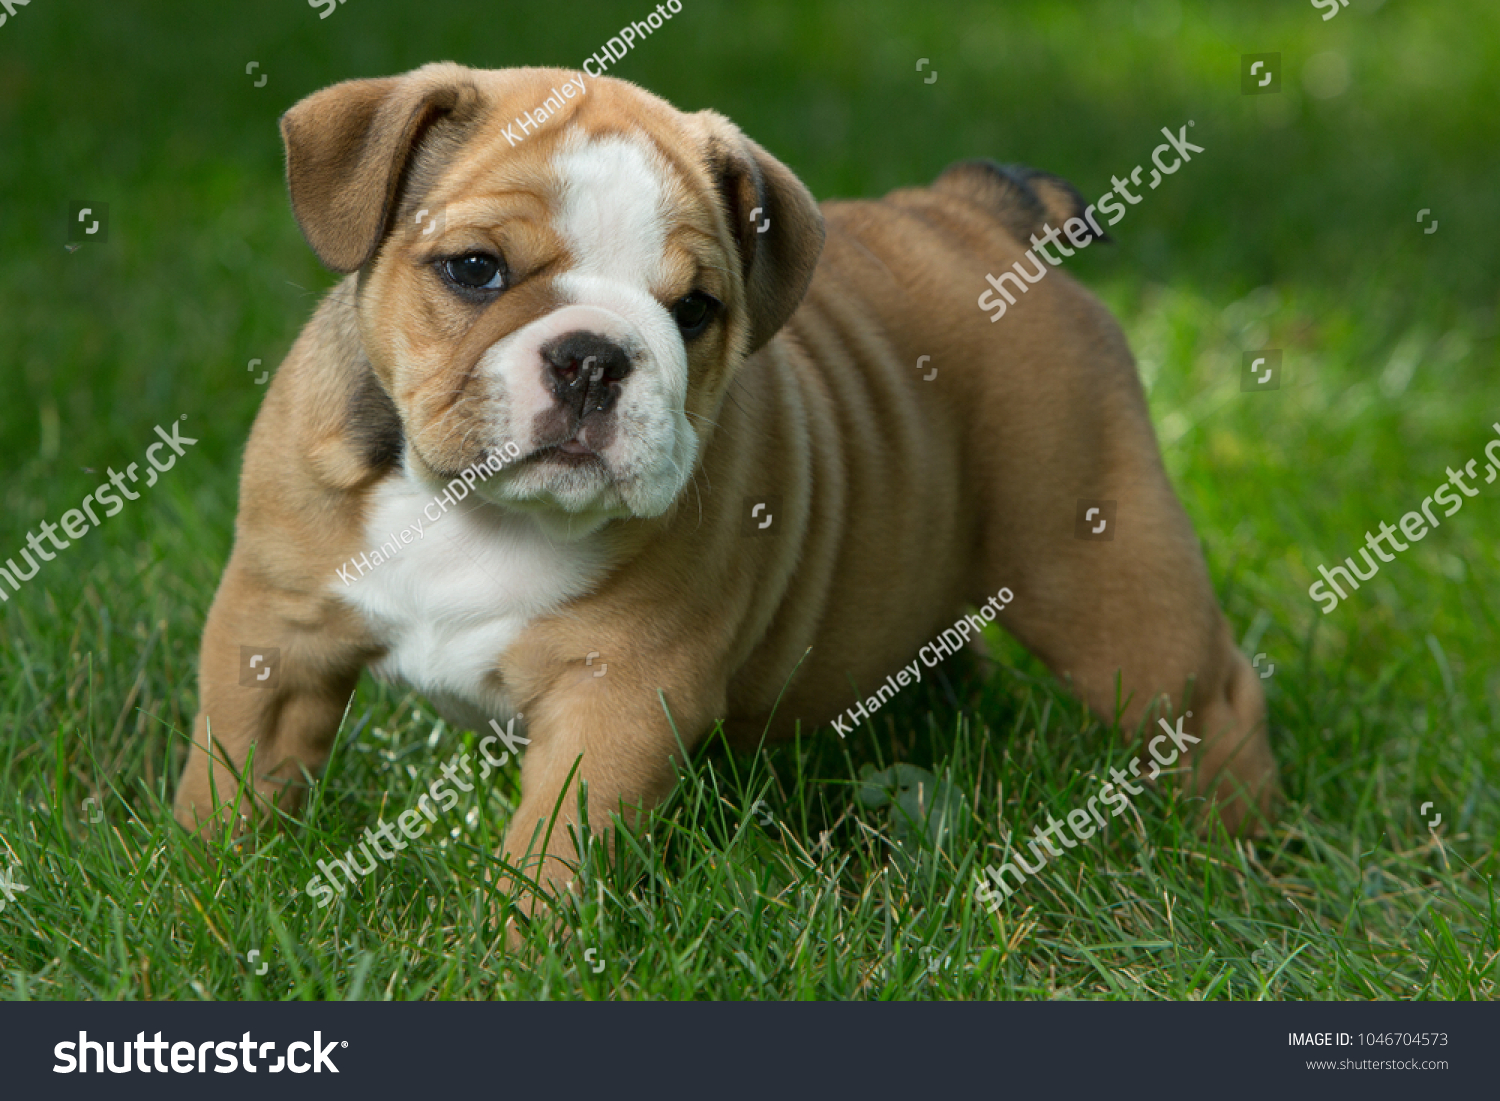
[533,441,606,469]
[522,425,611,470]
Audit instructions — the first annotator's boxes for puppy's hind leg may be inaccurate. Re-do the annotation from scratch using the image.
[970,387,1276,834]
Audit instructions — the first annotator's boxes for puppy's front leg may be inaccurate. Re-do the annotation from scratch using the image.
[173,555,372,838]
[494,647,722,942]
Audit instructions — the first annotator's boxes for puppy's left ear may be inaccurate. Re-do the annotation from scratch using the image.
[702,114,826,354]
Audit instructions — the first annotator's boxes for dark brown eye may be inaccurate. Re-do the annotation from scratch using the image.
[673,292,718,337]
[440,253,505,291]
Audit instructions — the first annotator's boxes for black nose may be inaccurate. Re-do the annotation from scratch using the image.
[541,332,632,418]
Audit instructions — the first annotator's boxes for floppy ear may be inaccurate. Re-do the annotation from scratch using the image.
[280,63,483,273]
[703,115,826,355]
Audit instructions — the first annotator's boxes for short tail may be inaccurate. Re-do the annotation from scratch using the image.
[931,159,1111,250]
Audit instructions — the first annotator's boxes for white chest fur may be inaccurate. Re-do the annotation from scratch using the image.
[331,472,611,732]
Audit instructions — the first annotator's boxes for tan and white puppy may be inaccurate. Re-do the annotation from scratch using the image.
[174,63,1276,932]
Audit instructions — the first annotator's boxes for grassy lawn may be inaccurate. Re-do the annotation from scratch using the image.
[0,0,1496,999]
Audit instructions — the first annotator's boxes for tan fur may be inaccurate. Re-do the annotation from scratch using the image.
[174,64,1276,939]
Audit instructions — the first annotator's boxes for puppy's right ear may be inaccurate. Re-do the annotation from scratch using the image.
[280,63,482,272]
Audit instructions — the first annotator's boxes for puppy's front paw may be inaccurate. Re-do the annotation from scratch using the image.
[1196,755,1279,838]
[487,858,581,954]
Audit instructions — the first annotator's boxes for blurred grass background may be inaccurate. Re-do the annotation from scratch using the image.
[0,0,1496,999]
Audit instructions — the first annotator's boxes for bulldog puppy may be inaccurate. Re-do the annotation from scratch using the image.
[174,63,1276,932]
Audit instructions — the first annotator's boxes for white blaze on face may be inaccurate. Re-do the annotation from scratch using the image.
[555,132,673,288]
[474,130,697,521]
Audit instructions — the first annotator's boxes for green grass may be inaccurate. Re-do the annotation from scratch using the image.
[0,0,1497,999]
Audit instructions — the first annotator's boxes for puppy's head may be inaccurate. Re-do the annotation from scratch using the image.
[281,63,824,527]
